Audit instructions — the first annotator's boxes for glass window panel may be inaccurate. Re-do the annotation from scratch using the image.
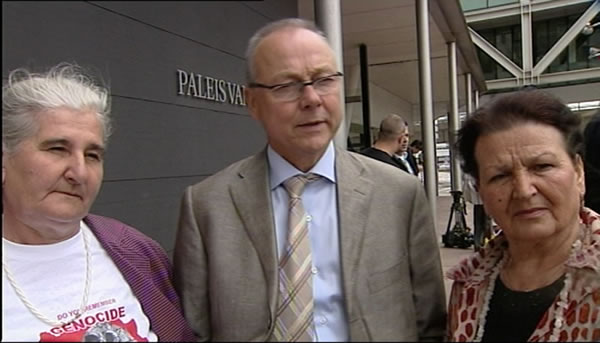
[496,27,513,78]
[548,50,568,73]
[548,17,567,50]
[572,34,590,70]
[477,48,497,80]
[496,27,512,56]
[547,17,568,73]
[588,15,600,68]
[533,20,548,64]
[460,0,487,11]
[489,0,518,7]
[478,29,498,79]
[512,25,522,67]
[496,64,512,79]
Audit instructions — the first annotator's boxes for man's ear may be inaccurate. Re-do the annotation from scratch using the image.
[244,87,259,121]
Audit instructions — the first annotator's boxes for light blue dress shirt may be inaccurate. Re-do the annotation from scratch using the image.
[267,142,349,342]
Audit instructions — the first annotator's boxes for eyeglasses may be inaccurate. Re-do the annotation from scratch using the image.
[248,72,343,102]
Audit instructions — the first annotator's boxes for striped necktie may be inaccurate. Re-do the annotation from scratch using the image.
[274,173,320,342]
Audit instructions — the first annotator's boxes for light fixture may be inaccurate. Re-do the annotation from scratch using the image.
[590,47,600,59]
[582,22,600,36]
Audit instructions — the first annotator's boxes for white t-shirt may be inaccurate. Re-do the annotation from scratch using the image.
[2,222,157,342]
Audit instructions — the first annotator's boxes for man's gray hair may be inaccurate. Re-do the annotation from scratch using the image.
[245,18,330,83]
[378,114,407,141]
[2,62,111,154]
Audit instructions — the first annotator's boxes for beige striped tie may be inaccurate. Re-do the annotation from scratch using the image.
[274,173,320,342]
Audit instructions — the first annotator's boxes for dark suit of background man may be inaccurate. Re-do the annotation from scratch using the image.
[360,114,408,170]
[410,139,424,174]
[172,18,446,342]
[394,121,419,177]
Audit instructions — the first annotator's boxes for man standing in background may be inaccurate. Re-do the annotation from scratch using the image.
[394,122,419,177]
[360,114,406,170]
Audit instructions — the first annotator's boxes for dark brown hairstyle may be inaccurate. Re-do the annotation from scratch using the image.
[456,89,583,180]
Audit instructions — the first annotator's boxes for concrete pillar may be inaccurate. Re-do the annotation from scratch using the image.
[447,41,463,192]
[315,0,347,149]
[416,0,437,219]
[466,73,473,115]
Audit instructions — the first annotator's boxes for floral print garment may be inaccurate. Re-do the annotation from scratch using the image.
[446,207,600,342]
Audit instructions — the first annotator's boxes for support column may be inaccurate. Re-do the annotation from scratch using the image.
[344,64,361,141]
[466,73,473,115]
[520,0,534,84]
[359,44,371,147]
[448,41,463,192]
[416,0,437,218]
[315,0,347,149]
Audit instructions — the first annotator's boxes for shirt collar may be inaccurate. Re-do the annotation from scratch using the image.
[267,141,336,190]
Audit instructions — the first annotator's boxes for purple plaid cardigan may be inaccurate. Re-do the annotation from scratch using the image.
[84,214,195,342]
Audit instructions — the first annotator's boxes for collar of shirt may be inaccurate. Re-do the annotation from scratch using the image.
[267,141,336,190]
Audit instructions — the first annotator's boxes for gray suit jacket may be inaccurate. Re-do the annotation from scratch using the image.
[173,147,446,341]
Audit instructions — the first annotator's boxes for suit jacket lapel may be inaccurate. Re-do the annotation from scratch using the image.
[229,150,279,325]
[335,149,373,318]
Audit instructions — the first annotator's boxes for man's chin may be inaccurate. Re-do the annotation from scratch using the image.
[300,137,331,154]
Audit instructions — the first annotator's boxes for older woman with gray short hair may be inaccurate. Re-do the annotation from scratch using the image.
[2,63,194,341]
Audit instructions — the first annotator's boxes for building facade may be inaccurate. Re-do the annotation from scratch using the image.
[461,0,600,121]
[2,1,297,254]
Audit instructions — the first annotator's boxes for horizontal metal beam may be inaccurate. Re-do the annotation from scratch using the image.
[469,27,523,78]
[533,0,600,76]
[465,0,593,23]
[486,67,600,90]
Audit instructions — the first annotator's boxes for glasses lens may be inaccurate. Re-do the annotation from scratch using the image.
[313,75,340,95]
[269,74,342,101]
[271,83,301,101]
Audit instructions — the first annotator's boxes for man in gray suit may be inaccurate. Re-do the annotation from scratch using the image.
[173,18,446,342]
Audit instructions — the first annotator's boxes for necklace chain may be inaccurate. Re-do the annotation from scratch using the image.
[473,242,577,342]
[2,228,92,327]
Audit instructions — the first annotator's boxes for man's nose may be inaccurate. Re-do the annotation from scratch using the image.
[299,85,322,109]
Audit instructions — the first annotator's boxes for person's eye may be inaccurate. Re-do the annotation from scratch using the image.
[534,163,553,171]
[489,173,507,182]
[272,83,296,93]
[315,76,336,87]
[85,151,104,162]
[48,146,67,153]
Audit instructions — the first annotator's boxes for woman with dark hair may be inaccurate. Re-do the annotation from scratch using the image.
[446,89,599,342]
